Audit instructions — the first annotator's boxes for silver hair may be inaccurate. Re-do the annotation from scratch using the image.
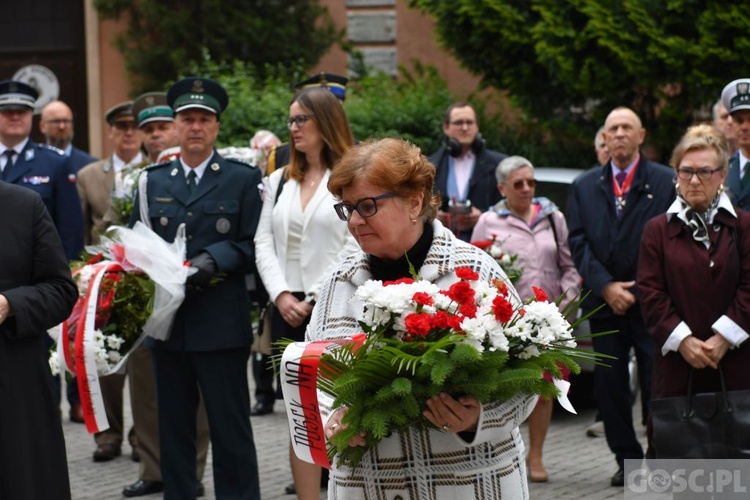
[495,155,534,185]
[594,126,606,149]
[712,100,723,122]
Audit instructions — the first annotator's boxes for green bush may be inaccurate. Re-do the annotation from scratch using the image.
[184,54,593,169]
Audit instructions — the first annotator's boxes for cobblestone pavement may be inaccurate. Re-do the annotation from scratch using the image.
[63,373,645,499]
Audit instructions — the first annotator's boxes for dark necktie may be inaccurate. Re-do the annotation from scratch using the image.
[187,170,197,195]
[742,162,750,188]
[615,170,627,187]
[1,150,16,180]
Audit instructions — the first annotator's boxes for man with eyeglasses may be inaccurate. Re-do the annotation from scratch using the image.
[721,78,750,210]
[428,102,506,241]
[40,100,97,172]
[76,101,144,463]
[567,106,675,487]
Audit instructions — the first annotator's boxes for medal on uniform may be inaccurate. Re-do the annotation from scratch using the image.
[171,168,179,177]
[160,217,169,226]
[216,218,230,234]
[211,163,220,171]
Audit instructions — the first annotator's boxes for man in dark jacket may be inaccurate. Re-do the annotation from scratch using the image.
[131,77,262,500]
[721,78,750,210]
[567,106,675,487]
[428,102,506,241]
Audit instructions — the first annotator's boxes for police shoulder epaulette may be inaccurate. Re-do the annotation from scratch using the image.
[145,160,173,171]
[38,143,65,155]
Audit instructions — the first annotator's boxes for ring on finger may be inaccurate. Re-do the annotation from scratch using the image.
[331,423,339,432]
[441,423,451,432]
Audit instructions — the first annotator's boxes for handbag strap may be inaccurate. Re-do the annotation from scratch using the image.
[685,364,729,416]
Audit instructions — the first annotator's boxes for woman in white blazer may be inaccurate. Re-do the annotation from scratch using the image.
[254,87,357,499]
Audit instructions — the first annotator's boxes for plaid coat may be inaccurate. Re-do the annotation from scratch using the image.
[307,221,536,500]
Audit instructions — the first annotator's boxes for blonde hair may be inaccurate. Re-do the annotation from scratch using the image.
[670,124,729,171]
[328,138,440,223]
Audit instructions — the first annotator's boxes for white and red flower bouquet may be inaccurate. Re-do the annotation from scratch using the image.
[282,267,605,469]
[49,222,193,433]
[471,236,524,283]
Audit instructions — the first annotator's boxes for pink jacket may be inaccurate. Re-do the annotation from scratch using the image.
[471,198,581,309]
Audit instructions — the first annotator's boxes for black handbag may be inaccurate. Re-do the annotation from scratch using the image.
[651,366,750,459]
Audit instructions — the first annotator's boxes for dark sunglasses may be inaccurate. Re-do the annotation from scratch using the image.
[333,193,396,221]
[509,179,536,190]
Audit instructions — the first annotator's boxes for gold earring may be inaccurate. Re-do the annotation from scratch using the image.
[411,218,417,224]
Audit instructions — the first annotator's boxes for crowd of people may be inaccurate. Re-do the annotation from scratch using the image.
[0,69,748,500]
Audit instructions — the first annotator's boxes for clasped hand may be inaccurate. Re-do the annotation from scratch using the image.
[602,281,637,315]
[325,393,480,446]
[678,334,730,369]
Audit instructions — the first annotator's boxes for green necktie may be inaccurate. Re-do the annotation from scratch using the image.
[187,170,197,195]
[743,162,750,188]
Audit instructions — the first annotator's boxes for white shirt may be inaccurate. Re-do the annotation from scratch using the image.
[0,138,29,172]
[453,150,475,200]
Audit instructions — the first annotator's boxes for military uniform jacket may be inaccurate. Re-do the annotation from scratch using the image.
[76,157,117,245]
[131,152,263,351]
[725,153,750,211]
[2,140,83,260]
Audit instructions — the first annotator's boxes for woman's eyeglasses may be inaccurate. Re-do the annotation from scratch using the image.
[286,114,314,130]
[334,193,396,221]
[676,167,723,181]
[508,179,536,190]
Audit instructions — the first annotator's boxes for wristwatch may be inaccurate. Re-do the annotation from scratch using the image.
[304,294,316,306]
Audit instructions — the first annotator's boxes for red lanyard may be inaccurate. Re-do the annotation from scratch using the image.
[613,156,639,212]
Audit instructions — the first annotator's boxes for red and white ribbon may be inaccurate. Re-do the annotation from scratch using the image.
[75,261,123,433]
[281,335,366,468]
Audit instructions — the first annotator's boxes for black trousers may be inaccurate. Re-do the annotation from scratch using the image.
[590,313,654,467]
[154,347,260,500]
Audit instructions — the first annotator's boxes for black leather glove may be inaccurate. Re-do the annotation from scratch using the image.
[187,252,217,289]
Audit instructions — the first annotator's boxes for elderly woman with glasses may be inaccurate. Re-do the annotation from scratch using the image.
[311,138,536,499]
[638,124,750,458]
[254,87,359,498]
[470,155,581,482]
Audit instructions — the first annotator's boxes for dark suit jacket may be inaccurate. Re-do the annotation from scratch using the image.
[428,145,506,213]
[638,208,750,397]
[0,181,77,499]
[725,153,750,211]
[2,141,84,260]
[131,152,263,351]
[566,156,675,316]
[68,146,97,173]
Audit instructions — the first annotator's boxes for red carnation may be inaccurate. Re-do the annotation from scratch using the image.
[444,281,475,305]
[384,277,415,286]
[492,295,513,323]
[493,279,508,297]
[431,310,452,329]
[532,286,549,302]
[404,313,432,338]
[459,302,478,318]
[412,292,433,307]
[471,239,493,250]
[447,314,463,331]
[455,267,479,281]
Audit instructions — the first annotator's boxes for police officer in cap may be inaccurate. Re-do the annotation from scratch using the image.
[130,77,262,500]
[722,78,750,210]
[0,80,83,260]
[120,91,211,498]
[265,71,349,175]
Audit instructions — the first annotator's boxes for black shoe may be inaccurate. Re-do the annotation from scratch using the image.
[123,480,164,497]
[250,401,274,416]
[197,482,205,497]
[611,466,625,487]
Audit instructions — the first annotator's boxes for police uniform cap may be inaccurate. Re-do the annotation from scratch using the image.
[105,101,135,125]
[0,80,38,111]
[721,78,750,115]
[294,72,348,101]
[167,77,228,115]
[133,92,173,127]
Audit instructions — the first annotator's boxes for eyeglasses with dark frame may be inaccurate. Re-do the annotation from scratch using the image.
[676,167,723,181]
[45,119,74,126]
[449,119,476,128]
[333,192,396,221]
[286,114,314,130]
[508,178,536,190]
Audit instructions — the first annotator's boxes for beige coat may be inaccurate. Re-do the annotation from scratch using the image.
[76,157,115,245]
